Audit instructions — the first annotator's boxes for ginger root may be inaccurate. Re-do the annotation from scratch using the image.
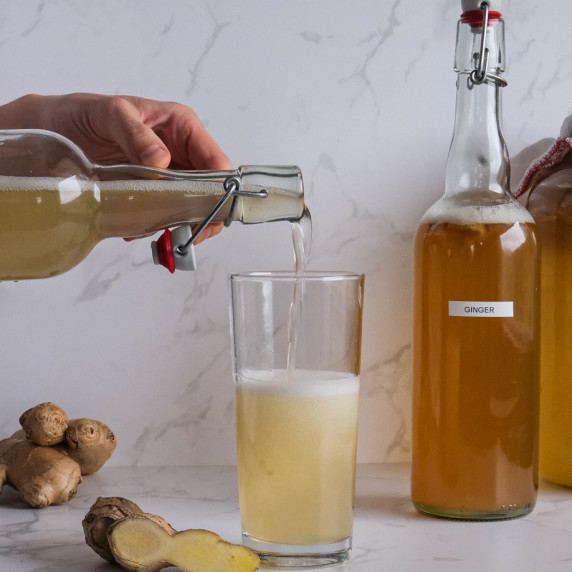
[83,497,260,572]
[0,403,116,508]
[61,418,117,475]
[83,496,175,562]
[0,436,82,508]
[19,402,69,446]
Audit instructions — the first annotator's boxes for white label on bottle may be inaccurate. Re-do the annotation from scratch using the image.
[449,301,514,317]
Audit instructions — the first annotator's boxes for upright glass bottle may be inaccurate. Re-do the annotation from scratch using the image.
[411,0,539,520]
[0,129,305,280]
[519,141,572,487]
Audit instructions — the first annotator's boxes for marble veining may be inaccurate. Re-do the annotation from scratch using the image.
[2,464,572,571]
[0,0,570,469]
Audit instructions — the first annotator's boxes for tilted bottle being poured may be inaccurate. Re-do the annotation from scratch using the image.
[0,129,305,280]
[411,0,540,520]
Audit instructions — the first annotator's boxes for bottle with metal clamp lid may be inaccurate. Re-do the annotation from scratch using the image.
[411,0,539,520]
[149,164,305,273]
[0,129,305,280]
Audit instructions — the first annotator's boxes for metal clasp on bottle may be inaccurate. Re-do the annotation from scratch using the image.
[175,175,268,256]
[469,1,507,88]
[151,175,268,273]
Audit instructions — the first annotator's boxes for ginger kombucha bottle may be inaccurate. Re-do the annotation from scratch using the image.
[411,0,539,520]
[0,130,304,280]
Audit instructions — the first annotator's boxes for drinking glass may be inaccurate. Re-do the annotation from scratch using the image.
[229,271,364,567]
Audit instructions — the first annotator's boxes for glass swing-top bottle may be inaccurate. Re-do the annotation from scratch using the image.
[517,124,572,488]
[0,129,305,280]
[411,0,539,520]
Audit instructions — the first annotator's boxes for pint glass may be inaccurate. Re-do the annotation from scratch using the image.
[229,271,364,567]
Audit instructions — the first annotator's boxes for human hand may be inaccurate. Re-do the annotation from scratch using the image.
[0,93,231,243]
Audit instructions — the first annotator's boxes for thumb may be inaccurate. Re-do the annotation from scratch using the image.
[105,100,172,168]
[137,142,171,168]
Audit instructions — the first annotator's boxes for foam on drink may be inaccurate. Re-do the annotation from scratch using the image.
[0,175,226,193]
[421,192,535,225]
[237,368,359,396]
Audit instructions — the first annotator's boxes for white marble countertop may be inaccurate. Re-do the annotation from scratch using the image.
[1,463,572,572]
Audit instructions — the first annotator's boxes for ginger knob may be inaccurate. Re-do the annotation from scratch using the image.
[64,418,117,475]
[19,402,69,446]
[0,403,116,508]
[0,436,82,508]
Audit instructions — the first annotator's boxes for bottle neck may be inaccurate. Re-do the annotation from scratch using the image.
[0,130,306,239]
[93,165,305,238]
[445,75,508,196]
[445,12,509,197]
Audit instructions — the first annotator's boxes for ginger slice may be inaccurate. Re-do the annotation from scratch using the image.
[109,515,260,572]
[83,496,176,562]
[83,497,149,561]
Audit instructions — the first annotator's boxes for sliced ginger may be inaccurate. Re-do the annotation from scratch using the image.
[110,516,259,572]
[83,496,175,562]
[83,497,259,572]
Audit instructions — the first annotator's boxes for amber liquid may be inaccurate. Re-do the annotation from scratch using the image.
[530,186,572,486]
[0,186,100,279]
[0,179,233,280]
[411,213,539,519]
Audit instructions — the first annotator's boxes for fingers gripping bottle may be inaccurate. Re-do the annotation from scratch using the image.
[0,129,305,280]
[411,0,540,520]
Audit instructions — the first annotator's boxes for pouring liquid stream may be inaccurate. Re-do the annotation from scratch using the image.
[286,207,312,378]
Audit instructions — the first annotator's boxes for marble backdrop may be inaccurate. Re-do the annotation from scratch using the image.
[0,0,569,467]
